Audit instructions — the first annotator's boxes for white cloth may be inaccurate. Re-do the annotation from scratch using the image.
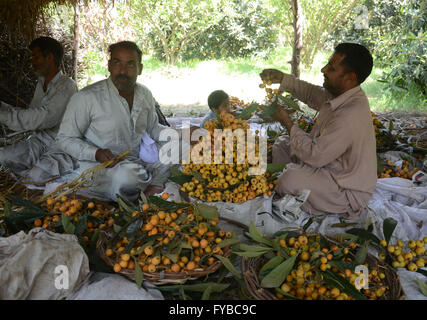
[139,131,159,163]
[0,71,77,177]
[56,78,174,200]
[67,272,164,300]
[0,228,89,300]
[200,110,217,128]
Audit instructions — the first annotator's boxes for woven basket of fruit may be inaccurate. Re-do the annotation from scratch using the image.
[238,227,404,300]
[242,253,404,300]
[96,195,238,285]
[97,231,231,285]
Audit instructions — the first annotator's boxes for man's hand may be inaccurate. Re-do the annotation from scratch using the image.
[260,69,285,84]
[95,148,121,168]
[273,107,294,134]
[144,185,164,196]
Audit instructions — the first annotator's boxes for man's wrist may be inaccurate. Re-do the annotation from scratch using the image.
[279,110,294,134]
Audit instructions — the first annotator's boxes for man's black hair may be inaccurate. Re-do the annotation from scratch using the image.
[334,43,373,84]
[208,90,229,110]
[108,41,142,64]
[29,36,63,68]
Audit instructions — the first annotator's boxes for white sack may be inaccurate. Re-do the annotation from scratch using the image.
[0,228,89,300]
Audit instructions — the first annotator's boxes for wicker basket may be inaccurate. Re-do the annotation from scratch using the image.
[242,253,404,300]
[97,231,231,285]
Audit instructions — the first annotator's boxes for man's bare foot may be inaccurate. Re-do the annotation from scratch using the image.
[144,185,164,196]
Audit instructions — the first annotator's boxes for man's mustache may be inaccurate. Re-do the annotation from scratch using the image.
[116,75,131,81]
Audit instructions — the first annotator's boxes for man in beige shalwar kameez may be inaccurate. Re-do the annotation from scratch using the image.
[260,43,377,218]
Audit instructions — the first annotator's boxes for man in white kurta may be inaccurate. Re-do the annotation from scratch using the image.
[0,37,77,180]
[56,41,172,202]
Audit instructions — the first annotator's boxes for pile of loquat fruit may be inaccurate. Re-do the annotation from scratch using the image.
[180,111,276,203]
[105,193,236,275]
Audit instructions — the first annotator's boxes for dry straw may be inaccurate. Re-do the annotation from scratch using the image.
[0,0,79,40]
[35,149,131,204]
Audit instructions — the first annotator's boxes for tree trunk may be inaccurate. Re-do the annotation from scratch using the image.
[290,0,303,78]
[73,1,80,85]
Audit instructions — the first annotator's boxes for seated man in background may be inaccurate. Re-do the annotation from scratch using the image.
[56,41,175,201]
[200,90,232,129]
[260,43,377,218]
[0,36,78,180]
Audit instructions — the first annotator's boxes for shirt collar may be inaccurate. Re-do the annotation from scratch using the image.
[107,76,120,95]
[39,70,63,90]
[107,76,140,97]
[328,85,361,111]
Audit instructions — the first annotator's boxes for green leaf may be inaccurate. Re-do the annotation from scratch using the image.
[319,235,330,249]
[260,254,298,288]
[134,257,143,289]
[416,279,427,297]
[383,217,398,244]
[7,195,44,211]
[126,218,143,238]
[355,242,369,265]
[214,255,242,279]
[388,120,394,133]
[61,213,75,234]
[270,241,289,259]
[267,128,278,139]
[346,228,380,245]
[163,252,179,263]
[140,192,149,205]
[234,250,271,257]
[6,208,47,224]
[169,174,193,185]
[238,243,272,252]
[259,255,284,276]
[117,196,137,214]
[148,196,189,212]
[261,102,278,117]
[329,260,357,273]
[201,285,213,300]
[236,102,259,120]
[278,95,302,112]
[217,237,240,248]
[322,269,366,300]
[113,224,122,234]
[266,163,286,174]
[133,240,155,256]
[377,153,384,175]
[303,217,314,232]
[74,215,87,236]
[192,170,207,184]
[248,221,273,246]
[4,201,12,217]
[192,202,219,220]
[91,229,100,244]
[275,288,300,300]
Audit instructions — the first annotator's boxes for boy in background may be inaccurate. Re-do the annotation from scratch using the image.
[200,90,231,128]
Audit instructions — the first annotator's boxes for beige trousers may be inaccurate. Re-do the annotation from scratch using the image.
[272,135,370,218]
